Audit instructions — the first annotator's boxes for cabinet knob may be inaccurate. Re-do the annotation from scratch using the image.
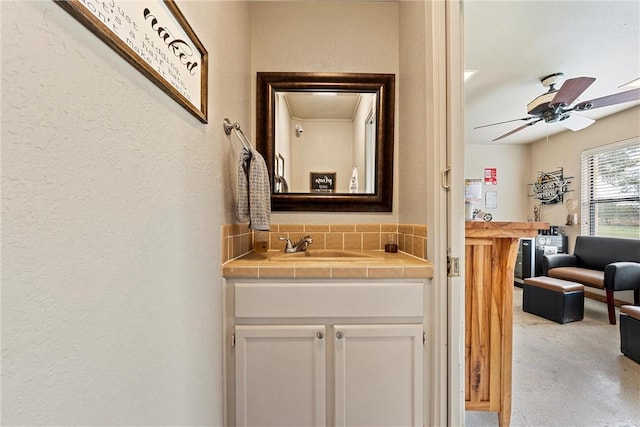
[336,331,344,339]
[316,331,324,339]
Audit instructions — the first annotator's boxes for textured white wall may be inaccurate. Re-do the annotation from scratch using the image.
[464,144,530,221]
[1,1,250,425]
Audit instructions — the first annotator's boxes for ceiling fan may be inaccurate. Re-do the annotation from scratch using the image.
[475,72,640,142]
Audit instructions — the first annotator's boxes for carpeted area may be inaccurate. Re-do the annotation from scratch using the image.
[466,287,640,427]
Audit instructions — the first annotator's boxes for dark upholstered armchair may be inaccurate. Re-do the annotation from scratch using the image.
[543,236,640,325]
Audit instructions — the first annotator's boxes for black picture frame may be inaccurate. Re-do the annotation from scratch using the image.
[310,172,336,193]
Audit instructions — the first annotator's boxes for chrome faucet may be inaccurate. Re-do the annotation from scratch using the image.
[279,235,314,253]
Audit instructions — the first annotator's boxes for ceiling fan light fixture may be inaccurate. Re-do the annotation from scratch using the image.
[620,77,640,88]
[575,102,594,111]
[464,70,478,81]
[560,113,595,131]
[527,92,556,115]
[541,72,564,89]
[478,74,639,142]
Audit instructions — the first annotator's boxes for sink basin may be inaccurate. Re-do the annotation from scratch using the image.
[269,249,385,262]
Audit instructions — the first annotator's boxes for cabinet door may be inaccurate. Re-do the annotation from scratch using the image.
[235,325,326,427]
[333,324,423,427]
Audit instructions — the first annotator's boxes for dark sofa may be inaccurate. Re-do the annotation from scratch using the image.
[542,236,640,325]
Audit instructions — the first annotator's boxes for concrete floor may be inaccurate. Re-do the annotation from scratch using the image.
[466,287,640,427]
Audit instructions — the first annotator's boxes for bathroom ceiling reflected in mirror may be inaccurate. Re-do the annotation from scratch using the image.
[256,72,395,212]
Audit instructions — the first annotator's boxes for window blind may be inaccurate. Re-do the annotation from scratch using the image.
[581,138,640,238]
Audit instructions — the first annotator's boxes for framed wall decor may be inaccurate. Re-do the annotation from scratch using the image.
[485,190,498,209]
[55,0,208,123]
[310,172,336,193]
[528,168,572,205]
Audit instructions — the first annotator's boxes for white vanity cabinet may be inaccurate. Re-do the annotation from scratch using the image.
[234,324,327,426]
[332,324,423,427]
[225,280,426,427]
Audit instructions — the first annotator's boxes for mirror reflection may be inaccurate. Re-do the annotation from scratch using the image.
[256,72,395,212]
[274,91,377,194]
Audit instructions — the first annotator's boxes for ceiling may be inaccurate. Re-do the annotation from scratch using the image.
[464,0,640,145]
[283,92,363,120]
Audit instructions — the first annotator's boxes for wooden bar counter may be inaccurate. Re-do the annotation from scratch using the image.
[465,221,548,427]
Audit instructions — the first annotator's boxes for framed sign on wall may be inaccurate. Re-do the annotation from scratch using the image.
[56,0,208,123]
[529,168,572,205]
[310,172,336,193]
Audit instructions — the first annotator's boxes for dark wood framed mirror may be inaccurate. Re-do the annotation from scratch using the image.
[256,72,395,212]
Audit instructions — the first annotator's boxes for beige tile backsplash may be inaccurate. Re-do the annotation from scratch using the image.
[221,223,428,263]
[221,223,253,263]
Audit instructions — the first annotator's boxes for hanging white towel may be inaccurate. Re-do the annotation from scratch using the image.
[237,147,271,231]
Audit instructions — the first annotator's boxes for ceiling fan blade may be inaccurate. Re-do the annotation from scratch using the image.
[550,77,596,107]
[473,116,537,129]
[559,113,595,131]
[573,88,640,111]
[493,118,544,142]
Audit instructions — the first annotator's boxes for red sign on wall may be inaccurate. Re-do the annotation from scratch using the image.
[484,167,497,185]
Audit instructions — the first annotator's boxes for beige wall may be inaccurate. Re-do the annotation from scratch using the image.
[290,120,353,192]
[251,1,436,224]
[1,1,443,423]
[529,105,640,246]
[529,106,640,304]
[1,1,250,424]
[251,1,401,223]
[398,1,429,224]
[464,144,530,221]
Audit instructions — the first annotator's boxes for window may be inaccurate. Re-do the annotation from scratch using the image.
[581,139,640,238]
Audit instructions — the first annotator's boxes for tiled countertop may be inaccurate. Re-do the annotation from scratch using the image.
[223,250,434,279]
